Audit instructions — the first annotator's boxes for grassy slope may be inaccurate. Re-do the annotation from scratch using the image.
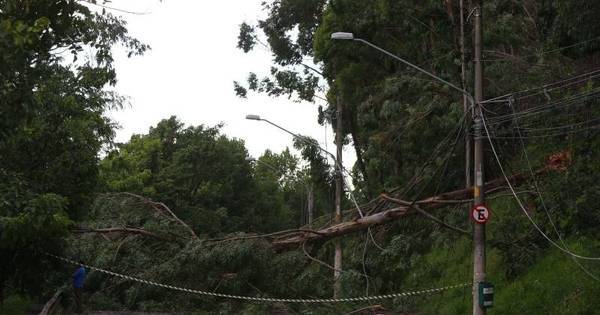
[405,237,600,315]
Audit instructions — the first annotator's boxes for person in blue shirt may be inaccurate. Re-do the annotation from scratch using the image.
[72,262,86,313]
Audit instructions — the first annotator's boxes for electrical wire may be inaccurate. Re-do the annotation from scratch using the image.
[361,230,371,297]
[484,35,600,63]
[338,111,469,294]
[394,112,468,202]
[368,229,385,251]
[479,84,600,141]
[78,0,151,15]
[485,88,600,126]
[482,88,600,141]
[482,69,600,104]
[508,99,600,281]
[480,108,600,261]
[375,112,470,236]
[485,125,600,139]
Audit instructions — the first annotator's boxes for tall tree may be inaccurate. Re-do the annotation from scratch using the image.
[0,0,147,299]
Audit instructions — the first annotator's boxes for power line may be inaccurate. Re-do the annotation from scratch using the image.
[484,86,600,125]
[480,108,600,261]
[396,112,468,201]
[481,87,600,139]
[484,126,600,139]
[515,117,600,132]
[488,88,600,125]
[379,112,470,234]
[78,0,151,15]
[509,99,600,281]
[322,110,468,221]
[482,68,600,104]
[481,99,600,140]
[482,35,600,63]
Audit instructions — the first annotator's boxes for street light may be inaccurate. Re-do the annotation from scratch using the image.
[331,32,354,40]
[333,30,489,314]
[245,114,339,166]
[244,113,363,202]
[330,32,474,105]
[245,114,261,121]
[244,114,363,196]
[246,113,367,298]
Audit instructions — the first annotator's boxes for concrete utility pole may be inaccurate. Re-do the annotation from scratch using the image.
[329,29,487,305]
[472,1,486,315]
[333,98,343,298]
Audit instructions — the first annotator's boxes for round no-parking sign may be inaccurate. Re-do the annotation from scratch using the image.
[471,204,490,224]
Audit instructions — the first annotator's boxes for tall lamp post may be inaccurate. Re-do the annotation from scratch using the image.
[331,31,487,314]
[245,114,341,171]
[246,114,346,297]
[330,32,473,105]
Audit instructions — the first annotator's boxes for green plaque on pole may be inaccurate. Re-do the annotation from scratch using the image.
[478,282,494,308]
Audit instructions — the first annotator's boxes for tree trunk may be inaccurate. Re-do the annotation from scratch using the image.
[39,289,63,315]
[349,110,371,198]
[73,227,179,243]
[272,168,542,250]
[307,185,314,227]
[333,98,343,299]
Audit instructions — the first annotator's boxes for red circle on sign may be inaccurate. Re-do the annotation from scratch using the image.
[471,204,490,224]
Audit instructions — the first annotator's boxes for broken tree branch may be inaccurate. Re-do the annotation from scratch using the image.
[204,229,326,244]
[108,192,200,240]
[271,169,544,250]
[380,194,471,235]
[73,226,177,243]
[39,289,63,315]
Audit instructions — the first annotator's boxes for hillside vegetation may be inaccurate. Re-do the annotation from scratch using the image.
[2,1,600,314]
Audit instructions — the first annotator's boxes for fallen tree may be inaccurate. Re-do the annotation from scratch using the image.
[83,168,544,250]
[73,226,180,243]
[82,153,569,251]
[270,168,544,250]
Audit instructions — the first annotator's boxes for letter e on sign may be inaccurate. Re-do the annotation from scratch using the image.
[471,204,490,224]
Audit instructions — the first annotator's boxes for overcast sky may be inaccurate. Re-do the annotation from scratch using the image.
[100,0,357,170]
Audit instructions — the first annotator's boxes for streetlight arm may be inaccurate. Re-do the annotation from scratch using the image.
[246,114,365,221]
[353,38,475,106]
[260,119,298,140]
[261,118,339,163]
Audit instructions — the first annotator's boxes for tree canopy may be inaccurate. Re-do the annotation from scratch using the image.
[3,1,600,314]
[0,0,147,300]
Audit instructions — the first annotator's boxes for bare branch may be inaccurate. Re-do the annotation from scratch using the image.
[108,192,200,240]
[205,229,326,244]
[73,226,176,243]
[380,194,470,235]
[271,168,546,250]
[302,241,339,272]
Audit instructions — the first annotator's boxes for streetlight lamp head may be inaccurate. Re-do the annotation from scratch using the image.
[331,32,354,40]
[245,114,261,121]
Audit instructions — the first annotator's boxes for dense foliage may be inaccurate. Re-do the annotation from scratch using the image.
[2,1,600,314]
[229,0,600,314]
[99,116,333,235]
[0,0,146,306]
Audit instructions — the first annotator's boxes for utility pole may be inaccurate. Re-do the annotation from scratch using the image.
[333,98,343,298]
[459,0,471,190]
[472,1,486,315]
[307,184,314,227]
